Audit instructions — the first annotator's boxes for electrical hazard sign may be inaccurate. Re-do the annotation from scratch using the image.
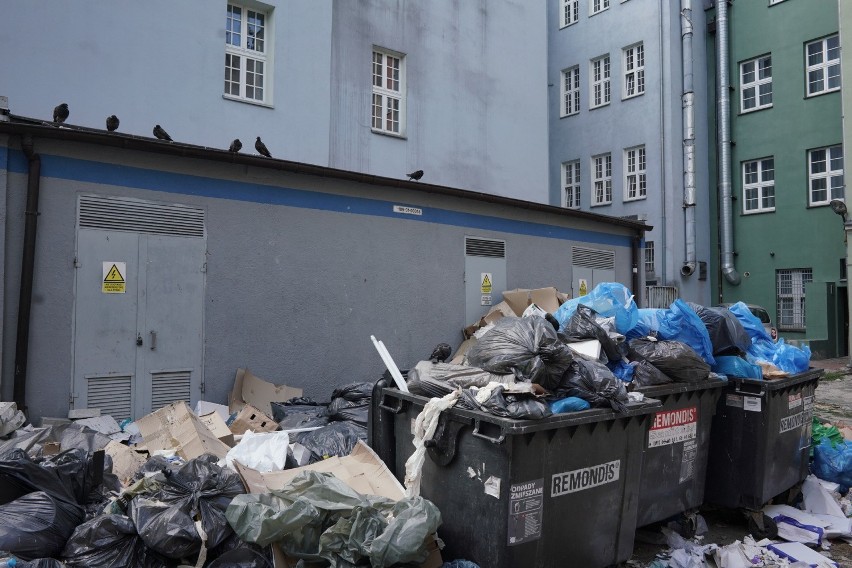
[102,262,126,294]
[481,273,493,294]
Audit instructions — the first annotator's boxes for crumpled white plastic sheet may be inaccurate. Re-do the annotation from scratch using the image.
[404,390,461,499]
[225,430,290,473]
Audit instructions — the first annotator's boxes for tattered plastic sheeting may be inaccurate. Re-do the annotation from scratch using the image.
[460,384,551,420]
[553,282,639,335]
[61,513,168,568]
[226,470,441,568]
[226,430,291,473]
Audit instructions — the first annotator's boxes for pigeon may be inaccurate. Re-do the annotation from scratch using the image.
[106,115,120,132]
[229,138,242,153]
[429,343,452,364]
[153,124,172,141]
[407,169,424,181]
[255,136,271,158]
[53,103,69,124]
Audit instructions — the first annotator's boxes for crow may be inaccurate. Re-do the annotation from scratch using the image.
[106,115,120,132]
[153,124,172,141]
[229,138,242,153]
[53,103,69,124]
[407,169,424,181]
[429,343,452,364]
[255,136,271,157]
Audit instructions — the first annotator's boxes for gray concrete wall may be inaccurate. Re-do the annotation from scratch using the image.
[0,137,638,420]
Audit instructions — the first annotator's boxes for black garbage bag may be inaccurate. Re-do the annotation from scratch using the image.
[461,385,552,420]
[688,302,751,356]
[466,316,574,390]
[293,422,367,463]
[561,305,624,362]
[271,401,327,423]
[330,383,373,403]
[0,491,84,560]
[61,513,168,568]
[129,496,201,560]
[325,383,373,428]
[18,559,66,568]
[628,337,711,383]
[557,358,629,413]
[38,448,118,507]
[205,530,272,567]
[156,454,245,550]
[631,360,673,387]
[206,548,273,568]
[133,455,184,482]
[278,412,330,430]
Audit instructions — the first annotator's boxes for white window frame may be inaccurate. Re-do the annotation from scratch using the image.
[776,268,812,331]
[808,145,844,206]
[740,54,772,112]
[592,153,612,206]
[372,47,406,136]
[561,66,580,117]
[590,0,610,16]
[742,157,775,214]
[624,145,646,201]
[590,55,611,109]
[560,0,579,28]
[806,35,841,97]
[622,43,645,99]
[224,3,273,105]
[563,160,581,209]
[644,241,655,275]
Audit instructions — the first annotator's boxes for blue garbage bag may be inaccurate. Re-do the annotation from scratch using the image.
[813,439,852,491]
[728,302,772,342]
[549,397,591,413]
[772,338,811,374]
[625,300,715,365]
[627,308,680,339]
[711,356,763,379]
[553,282,638,334]
[608,360,635,383]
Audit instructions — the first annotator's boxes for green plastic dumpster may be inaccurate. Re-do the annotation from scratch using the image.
[634,377,727,527]
[371,381,661,568]
[704,369,822,510]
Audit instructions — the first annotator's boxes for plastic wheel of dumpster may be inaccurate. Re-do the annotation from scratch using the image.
[633,377,727,528]
[703,369,822,510]
[372,382,661,568]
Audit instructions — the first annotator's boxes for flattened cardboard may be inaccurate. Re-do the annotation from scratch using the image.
[229,368,303,417]
[198,411,235,447]
[194,401,231,423]
[463,301,516,339]
[134,401,230,460]
[502,286,564,316]
[104,440,147,484]
[229,404,278,435]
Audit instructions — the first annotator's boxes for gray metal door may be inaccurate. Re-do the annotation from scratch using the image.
[72,196,205,420]
[464,237,507,324]
[571,246,616,297]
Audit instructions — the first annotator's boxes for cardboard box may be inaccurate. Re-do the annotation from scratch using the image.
[235,441,442,568]
[229,369,303,417]
[198,411,235,447]
[502,286,567,316]
[449,337,477,364]
[463,300,516,339]
[229,404,278,435]
[104,440,147,484]
[194,401,231,423]
[134,401,231,460]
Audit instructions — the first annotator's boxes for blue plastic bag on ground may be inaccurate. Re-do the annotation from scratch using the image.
[712,356,763,379]
[549,397,591,413]
[813,439,852,491]
[625,300,715,365]
[553,282,638,334]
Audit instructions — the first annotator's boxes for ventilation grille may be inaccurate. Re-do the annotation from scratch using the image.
[646,286,679,309]
[151,371,192,411]
[87,375,132,421]
[572,246,615,270]
[465,237,506,258]
[79,195,205,237]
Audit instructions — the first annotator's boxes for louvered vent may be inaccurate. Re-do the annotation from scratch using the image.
[465,237,506,258]
[151,371,192,411]
[79,195,205,237]
[87,375,132,421]
[572,246,615,270]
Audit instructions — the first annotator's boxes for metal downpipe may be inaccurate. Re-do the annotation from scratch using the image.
[681,0,697,277]
[716,0,740,285]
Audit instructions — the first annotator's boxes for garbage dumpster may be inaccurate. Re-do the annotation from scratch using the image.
[704,369,822,510]
[372,382,661,568]
[634,377,727,528]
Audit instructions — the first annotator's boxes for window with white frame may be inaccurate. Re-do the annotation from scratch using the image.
[806,35,840,96]
[624,146,646,200]
[560,0,579,27]
[623,43,645,98]
[644,241,655,275]
[776,268,812,330]
[372,48,406,135]
[740,55,772,112]
[808,145,844,205]
[742,157,775,213]
[561,66,580,116]
[592,153,612,205]
[563,161,581,208]
[590,55,611,108]
[591,0,610,15]
[225,3,271,103]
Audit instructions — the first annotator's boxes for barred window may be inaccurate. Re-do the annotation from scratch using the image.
[776,268,813,330]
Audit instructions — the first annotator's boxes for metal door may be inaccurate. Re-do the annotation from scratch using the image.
[571,246,615,297]
[464,237,506,324]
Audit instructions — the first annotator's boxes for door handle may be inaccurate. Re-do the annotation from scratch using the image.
[136,333,143,346]
[150,330,157,351]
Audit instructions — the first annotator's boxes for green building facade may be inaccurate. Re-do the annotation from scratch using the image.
[706,0,846,357]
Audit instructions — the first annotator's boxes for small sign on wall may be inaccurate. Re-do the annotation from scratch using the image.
[481,273,493,294]
[102,262,126,294]
[578,278,588,296]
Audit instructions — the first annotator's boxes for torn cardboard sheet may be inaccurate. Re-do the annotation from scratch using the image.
[229,404,278,435]
[198,411,235,447]
[229,368,303,416]
[104,440,147,485]
[194,401,231,423]
[766,541,838,567]
[134,401,231,460]
[763,504,829,545]
[502,287,568,317]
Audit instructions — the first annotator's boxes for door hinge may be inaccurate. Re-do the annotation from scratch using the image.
[200,380,206,394]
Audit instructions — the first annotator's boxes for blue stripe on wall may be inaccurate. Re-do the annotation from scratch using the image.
[5,149,635,247]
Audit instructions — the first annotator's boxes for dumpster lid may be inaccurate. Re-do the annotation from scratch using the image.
[727,367,823,391]
[634,376,729,397]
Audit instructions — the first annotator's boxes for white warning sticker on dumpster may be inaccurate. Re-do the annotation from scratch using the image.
[648,406,698,448]
[788,393,803,410]
[679,439,698,483]
[508,478,543,546]
[551,460,620,497]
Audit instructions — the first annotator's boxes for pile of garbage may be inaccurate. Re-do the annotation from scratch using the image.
[400,283,813,421]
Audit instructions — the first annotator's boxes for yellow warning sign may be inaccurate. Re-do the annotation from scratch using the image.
[102,262,126,294]
[578,278,588,296]
[481,273,493,294]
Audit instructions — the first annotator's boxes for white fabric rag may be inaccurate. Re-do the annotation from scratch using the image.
[404,390,461,499]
